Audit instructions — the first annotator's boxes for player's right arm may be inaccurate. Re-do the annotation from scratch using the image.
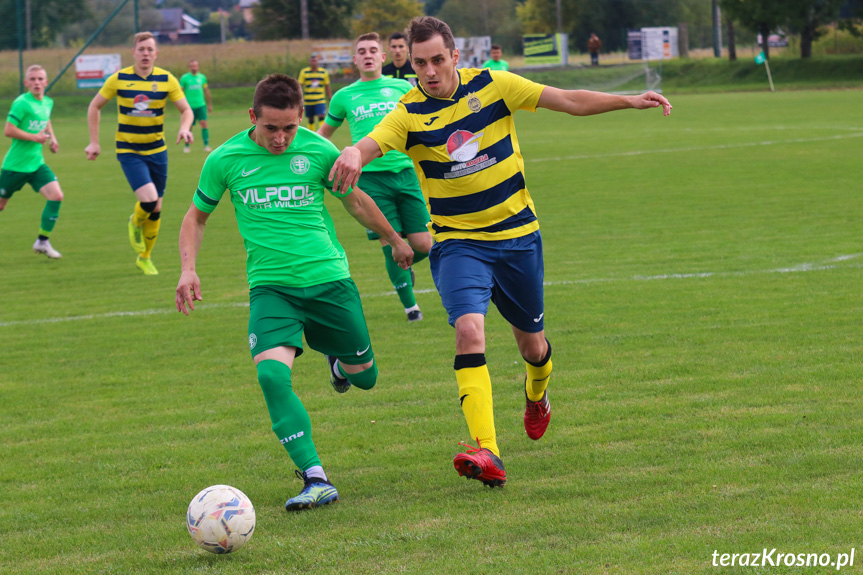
[85,93,110,160]
[329,137,382,194]
[176,204,211,315]
[4,122,50,143]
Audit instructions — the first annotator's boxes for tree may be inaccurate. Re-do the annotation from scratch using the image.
[721,0,785,58]
[251,0,355,40]
[437,0,523,51]
[0,0,89,49]
[783,0,845,57]
[351,0,422,38]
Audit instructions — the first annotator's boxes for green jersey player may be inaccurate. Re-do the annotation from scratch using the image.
[179,59,213,152]
[320,32,432,322]
[1,65,65,259]
[176,73,412,511]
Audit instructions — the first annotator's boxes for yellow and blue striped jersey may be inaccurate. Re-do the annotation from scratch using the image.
[368,68,545,242]
[297,67,330,106]
[99,66,185,156]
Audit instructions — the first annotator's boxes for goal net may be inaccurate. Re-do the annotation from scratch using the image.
[520,61,663,95]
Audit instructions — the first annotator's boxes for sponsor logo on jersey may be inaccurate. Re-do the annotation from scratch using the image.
[444,129,496,179]
[467,93,482,113]
[28,120,48,132]
[238,185,315,208]
[380,87,394,97]
[129,94,156,117]
[351,101,397,121]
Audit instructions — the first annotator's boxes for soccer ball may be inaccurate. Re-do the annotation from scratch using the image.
[186,484,256,554]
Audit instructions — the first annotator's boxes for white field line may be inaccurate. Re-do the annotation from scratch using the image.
[527,132,863,163]
[2,253,861,328]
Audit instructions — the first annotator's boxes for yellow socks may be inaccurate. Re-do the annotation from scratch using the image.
[132,202,149,227]
[525,339,553,402]
[141,216,161,259]
[454,354,499,457]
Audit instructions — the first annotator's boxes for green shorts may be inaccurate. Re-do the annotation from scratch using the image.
[191,106,208,125]
[248,279,374,365]
[358,169,430,241]
[0,165,57,199]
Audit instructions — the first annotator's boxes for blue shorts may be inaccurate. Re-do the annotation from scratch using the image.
[304,103,326,119]
[430,231,545,332]
[117,151,168,197]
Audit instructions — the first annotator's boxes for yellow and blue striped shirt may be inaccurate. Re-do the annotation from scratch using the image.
[297,67,330,106]
[99,66,184,155]
[368,68,545,242]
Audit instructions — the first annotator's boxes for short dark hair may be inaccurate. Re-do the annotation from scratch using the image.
[389,31,406,42]
[355,32,381,48]
[405,16,455,52]
[253,74,303,116]
[491,44,502,51]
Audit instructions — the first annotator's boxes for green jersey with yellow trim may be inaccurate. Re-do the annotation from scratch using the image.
[194,126,351,288]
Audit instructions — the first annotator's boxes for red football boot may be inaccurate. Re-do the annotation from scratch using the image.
[453,441,507,487]
[524,389,551,440]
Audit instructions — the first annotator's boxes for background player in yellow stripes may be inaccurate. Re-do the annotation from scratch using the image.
[297,55,331,131]
[85,31,193,276]
[330,16,672,488]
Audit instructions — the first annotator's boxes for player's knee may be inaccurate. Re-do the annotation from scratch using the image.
[411,234,433,254]
[50,189,64,202]
[0,199,7,211]
[345,361,377,390]
[522,337,551,366]
[455,320,484,351]
[140,200,158,213]
[148,210,161,221]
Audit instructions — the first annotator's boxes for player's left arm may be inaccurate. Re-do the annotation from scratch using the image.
[176,204,211,315]
[537,86,672,117]
[339,186,412,269]
[46,120,58,153]
[173,97,195,144]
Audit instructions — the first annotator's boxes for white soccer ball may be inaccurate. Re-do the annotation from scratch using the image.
[186,484,256,554]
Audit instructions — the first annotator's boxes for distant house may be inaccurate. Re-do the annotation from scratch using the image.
[238,0,260,24]
[153,8,201,44]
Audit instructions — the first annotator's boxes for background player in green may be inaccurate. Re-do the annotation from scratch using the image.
[297,55,331,131]
[482,44,509,71]
[179,59,213,153]
[175,73,412,511]
[330,16,672,488]
[319,32,432,322]
[1,65,65,259]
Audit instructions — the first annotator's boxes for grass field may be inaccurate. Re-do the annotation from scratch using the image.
[1,89,862,574]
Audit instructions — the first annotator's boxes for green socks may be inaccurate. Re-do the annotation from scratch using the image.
[40,200,61,235]
[382,244,416,308]
[202,128,209,147]
[256,359,321,470]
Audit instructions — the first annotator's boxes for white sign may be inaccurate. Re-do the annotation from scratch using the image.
[312,42,353,71]
[641,27,678,61]
[75,54,122,89]
[454,36,491,69]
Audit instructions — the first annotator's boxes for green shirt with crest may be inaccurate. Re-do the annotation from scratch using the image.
[194,126,352,289]
[3,92,53,173]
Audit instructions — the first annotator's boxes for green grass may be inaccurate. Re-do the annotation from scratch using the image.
[1,90,862,574]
